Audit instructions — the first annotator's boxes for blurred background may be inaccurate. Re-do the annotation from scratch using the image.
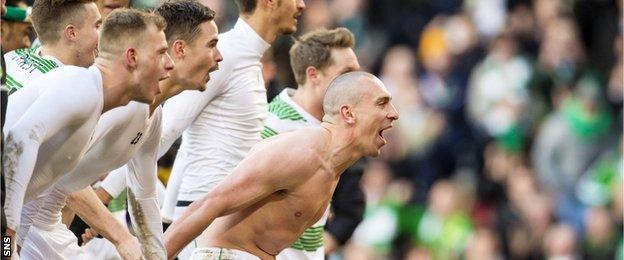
[12,0,620,258]
[162,0,624,259]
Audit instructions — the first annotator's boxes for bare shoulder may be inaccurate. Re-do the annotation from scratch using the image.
[246,127,328,176]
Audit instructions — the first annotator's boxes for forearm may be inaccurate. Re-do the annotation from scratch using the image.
[95,187,114,205]
[60,205,76,228]
[126,141,165,258]
[164,198,221,259]
[3,132,40,231]
[66,186,133,247]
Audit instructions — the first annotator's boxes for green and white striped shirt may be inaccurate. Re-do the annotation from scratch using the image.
[4,47,63,94]
[262,88,329,260]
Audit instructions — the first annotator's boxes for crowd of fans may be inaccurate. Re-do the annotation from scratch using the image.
[258,0,622,259]
[7,0,619,258]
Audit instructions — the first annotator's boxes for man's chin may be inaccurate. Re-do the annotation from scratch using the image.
[135,95,154,104]
[279,26,297,35]
[365,146,381,158]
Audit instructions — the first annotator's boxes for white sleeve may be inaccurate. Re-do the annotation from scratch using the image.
[125,109,166,259]
[158,68,228,221]
[160,160,183,221]
[157,179,166,209]
[100,166,128,198]
[3,78,101,230]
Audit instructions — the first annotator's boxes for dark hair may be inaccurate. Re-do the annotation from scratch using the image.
[234,0,257,14]
[155,0,215,45]
[31,0,97,44]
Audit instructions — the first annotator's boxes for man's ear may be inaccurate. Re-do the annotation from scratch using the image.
[340,105,356,124]
[260,0,276,10]
[305,66,320,85]
[171,39,185,59]
[64,24,77,42]
[123,48,137,70]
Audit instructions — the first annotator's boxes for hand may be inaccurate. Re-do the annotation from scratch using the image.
[115,235,143,260]
[81,228,98,246]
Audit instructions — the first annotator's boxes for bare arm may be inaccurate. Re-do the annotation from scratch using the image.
[164,137,318,259]
[66,187,142,260]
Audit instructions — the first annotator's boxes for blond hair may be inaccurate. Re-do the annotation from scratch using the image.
[31,0,97,44]
[289,27,355,85]
[98,9,167,55]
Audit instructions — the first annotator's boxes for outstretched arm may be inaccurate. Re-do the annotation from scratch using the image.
[66,187,143,260]
[3,79,100,233]
[164,138,318,259]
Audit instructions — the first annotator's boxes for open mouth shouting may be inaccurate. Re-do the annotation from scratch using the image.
[378,125,393,145]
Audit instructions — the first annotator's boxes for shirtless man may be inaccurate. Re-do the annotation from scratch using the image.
[17,2,222,259]
[164,71,399,259]
[3,9,172,257]
[261,27,364,259]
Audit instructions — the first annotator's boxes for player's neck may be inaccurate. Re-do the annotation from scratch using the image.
[321,123,363,176]
[96,58,132,113]
[150,78,182,114]
[40,45,78,67]
[292,86,323,121]
[241,14,279,44]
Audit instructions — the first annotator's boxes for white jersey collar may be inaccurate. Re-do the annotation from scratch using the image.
[232,18,271,56]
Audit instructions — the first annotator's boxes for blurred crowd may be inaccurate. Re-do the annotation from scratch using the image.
[154,0,623,259]
[255,0,623,259]
[7,0,619,258]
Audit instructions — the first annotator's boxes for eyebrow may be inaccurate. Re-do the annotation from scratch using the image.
[376,96,391,103]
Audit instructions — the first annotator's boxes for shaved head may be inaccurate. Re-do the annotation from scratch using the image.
[322,71,384,123]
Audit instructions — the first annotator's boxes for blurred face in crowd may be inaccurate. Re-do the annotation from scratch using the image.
[2,0,31,51]
[273,0,305,34]
[100,0,130,18]
[1,20,31,51]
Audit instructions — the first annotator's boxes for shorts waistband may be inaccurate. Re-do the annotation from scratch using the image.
[191,247,260,260]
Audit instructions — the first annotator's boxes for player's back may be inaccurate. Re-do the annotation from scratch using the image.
[5,65,104,202]
[3,48,63,94]
[196,128,340,258]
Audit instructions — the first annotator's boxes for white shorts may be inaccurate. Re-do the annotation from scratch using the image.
[190,247,260,260]
[82,237,122,260]
[20,222,97,260]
